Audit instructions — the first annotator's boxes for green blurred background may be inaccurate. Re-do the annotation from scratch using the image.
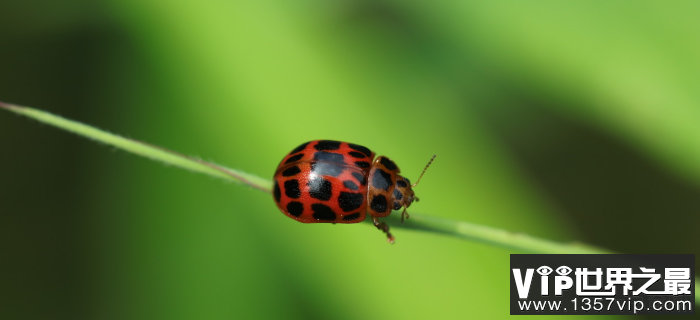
[1,1,698,319]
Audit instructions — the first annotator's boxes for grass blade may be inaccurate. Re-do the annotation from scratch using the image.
[2,100,697,306]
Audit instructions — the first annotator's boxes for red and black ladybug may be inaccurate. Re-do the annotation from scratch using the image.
[272,140,433,243]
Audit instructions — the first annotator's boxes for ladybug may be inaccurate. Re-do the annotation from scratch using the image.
[272,140,434,243]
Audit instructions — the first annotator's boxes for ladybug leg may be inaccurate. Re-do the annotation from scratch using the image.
[372,216,395,244]
[400,207,410,223]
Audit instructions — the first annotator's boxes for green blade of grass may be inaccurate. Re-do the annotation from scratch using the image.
[2,100,698,306]
[0,101,271,193]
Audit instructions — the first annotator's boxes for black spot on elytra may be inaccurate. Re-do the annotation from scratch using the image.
[343,212,361,221]
[291,142,309,154]
[314,151,346,165]
[393,188,403,200]
[396,179,408,188]
[348,151,366,158]
[343,180,359,191]
[352,172,367,185]
[287,201,304,217]
[370,194,388,213]
[273,181,281,203]
[284,153,304,164]
[284,180,301,199]
[348,143,372,158]
[354,161,370,168]
[380,157,397,171]
[311,203,336,220]
[372,169,392,191]
[393,201,401,210]
[308,177,332,201]
[311,162,344,177]
[338,192,363,212]
[282,166,301,177]
[314,140,341,151]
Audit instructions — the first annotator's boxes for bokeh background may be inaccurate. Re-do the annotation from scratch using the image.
[1,1,698,319]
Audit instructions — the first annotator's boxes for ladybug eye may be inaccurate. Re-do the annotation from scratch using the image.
[555,266,572,276]
[536,266,553,276]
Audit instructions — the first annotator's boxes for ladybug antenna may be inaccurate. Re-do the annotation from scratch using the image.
[411,155,436,187]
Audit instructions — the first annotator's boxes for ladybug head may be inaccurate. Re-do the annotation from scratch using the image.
[393,176,415,208]
[393,155,436,222]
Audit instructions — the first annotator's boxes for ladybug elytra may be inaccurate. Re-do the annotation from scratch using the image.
[272,140,434,243]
